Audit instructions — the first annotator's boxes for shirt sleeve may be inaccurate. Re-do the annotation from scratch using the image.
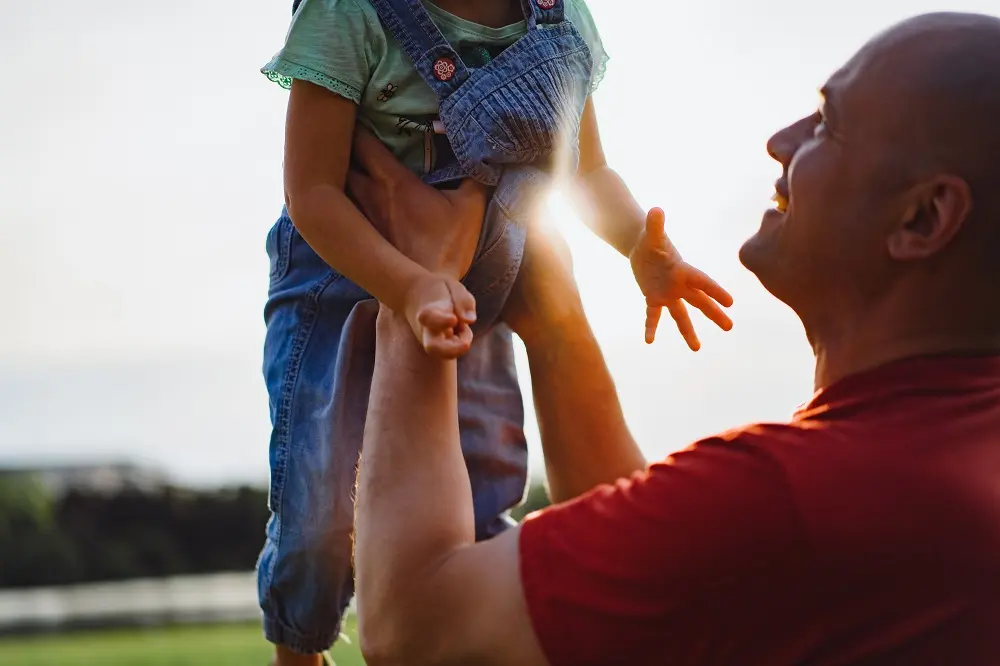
[565,0,609,92]
[261,0,381,104]
[518,429,807,666]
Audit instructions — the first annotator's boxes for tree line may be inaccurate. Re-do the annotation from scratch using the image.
[0,475,550,588]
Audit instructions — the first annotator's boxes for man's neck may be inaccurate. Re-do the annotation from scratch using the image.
[813,331,1000,390]
[807,291,1000,391]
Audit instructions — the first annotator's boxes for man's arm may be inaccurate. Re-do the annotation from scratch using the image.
[354,230,646,665]
[347,134,637,665]
[527,317,648,503]
[355,258,646,663]
[357,313,803,666]
[499,220,647,503]
[355,309,547,666]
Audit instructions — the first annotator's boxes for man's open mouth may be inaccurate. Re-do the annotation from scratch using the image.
[770,191,789,213]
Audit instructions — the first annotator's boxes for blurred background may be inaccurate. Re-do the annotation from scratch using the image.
[1,0,995,663]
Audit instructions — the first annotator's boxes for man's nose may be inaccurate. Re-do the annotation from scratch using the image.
[766,116,812,166]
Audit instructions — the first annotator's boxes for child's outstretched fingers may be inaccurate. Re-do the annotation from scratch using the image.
[667,301,700,352]
[684,265,734,308]
[644,305,662,344]
[683,289,734,332]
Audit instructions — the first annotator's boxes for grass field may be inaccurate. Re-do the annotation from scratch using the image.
[0,619,366,666]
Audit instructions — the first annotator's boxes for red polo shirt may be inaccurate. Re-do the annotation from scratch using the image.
[519,354,1000,665]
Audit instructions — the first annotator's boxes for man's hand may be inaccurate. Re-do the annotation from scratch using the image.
[630,208,734,350]
[348,126,490,357]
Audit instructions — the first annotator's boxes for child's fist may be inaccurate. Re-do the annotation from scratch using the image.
[403,274,477,359]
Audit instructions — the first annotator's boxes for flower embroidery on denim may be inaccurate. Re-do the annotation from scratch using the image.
[433,57,456,82]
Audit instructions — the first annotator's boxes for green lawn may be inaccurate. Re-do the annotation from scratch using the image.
[0,619,366,666]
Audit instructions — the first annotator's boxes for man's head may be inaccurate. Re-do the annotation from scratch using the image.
[740,12,1000,341]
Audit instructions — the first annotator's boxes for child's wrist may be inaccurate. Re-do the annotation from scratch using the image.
[399,271,455,326]
[626,226,646,261]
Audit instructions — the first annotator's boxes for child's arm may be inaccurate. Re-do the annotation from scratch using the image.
[571,97,734,350]
[572,98,646,257]
[283,80,474,358]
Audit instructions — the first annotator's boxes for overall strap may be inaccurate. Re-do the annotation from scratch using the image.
[521,0,565,29]
[368,0,471,98]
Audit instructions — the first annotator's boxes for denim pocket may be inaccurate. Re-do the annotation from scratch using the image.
[266,214,293,284]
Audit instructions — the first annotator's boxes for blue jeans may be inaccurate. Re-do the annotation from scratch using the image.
[260,0,592,653]
[258,173,543,652]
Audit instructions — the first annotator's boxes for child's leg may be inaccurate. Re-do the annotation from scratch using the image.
[456,324,529,539]
[258,211,375,657]
[259,167,534,655]
[456,169,538,538]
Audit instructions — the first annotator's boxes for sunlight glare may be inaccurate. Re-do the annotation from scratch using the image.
[543,188,579,237]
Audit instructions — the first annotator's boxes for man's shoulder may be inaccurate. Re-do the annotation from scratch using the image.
[664,420,829,467]
[706,420,820,445]
[642,420,854,515]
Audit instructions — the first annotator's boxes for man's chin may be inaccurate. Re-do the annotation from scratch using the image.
[739,209,795,305]
[739,209,783,270]
[737,235,764,275]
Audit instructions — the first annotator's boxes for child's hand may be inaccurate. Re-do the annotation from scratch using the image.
[403,273,478,359]
[629,208,734,351]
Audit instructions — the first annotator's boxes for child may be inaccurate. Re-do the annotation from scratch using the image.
[258,0,733,660]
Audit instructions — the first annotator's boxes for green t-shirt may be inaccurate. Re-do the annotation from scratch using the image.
[262,0,609,176]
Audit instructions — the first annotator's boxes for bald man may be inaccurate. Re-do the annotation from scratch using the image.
[350,12,1000,666]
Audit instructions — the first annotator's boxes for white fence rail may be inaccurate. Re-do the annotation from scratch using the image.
[0,572,260,633]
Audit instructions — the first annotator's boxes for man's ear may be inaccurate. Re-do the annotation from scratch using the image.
[886,175,973,260]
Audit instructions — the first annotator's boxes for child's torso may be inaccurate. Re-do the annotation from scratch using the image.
[360,1,528,176]
[347,0,598,177]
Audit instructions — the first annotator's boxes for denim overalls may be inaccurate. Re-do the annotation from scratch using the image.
[258,0,593,653]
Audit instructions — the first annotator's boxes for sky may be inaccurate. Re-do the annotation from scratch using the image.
[1,0,996,485]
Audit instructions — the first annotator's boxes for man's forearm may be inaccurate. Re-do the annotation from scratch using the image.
[524,308,647,504]
[574,165,645,258]
[354,309,475,655]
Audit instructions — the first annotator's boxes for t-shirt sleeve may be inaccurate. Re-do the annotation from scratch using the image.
[261,0,381,104]
[565,0,609,92]
[518,429,806,666]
